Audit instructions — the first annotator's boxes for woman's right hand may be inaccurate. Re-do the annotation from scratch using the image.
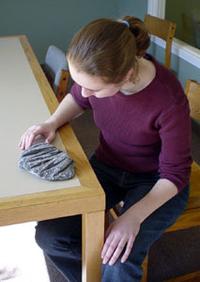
[19,121,57,150]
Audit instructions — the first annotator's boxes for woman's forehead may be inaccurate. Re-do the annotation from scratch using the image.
[68,61,112,90]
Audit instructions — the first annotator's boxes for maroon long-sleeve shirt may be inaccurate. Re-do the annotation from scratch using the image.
[71,55,192,192]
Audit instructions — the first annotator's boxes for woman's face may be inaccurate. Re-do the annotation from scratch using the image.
[68,61,122,98]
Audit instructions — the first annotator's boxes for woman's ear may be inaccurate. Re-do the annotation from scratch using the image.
[124,68,135,82]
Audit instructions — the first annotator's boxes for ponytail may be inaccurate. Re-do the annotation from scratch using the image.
[122,16,150,57]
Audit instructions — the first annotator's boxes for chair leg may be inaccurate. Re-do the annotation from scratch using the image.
[109,208,119,220]
[141,255,148,282]
[57,70,70,102]
[109,202,124,220]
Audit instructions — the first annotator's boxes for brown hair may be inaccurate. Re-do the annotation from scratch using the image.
[67,16,150,84]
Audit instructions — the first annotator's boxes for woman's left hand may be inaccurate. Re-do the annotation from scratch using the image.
[101,211,141,265]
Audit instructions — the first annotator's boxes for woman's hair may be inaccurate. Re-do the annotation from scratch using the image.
[67,16,150,83]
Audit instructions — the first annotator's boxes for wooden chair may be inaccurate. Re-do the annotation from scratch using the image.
[110,80,200,281]
[144,14,176,69]
[185,80,200,121]
[56,69,71,102]
[42,45,71,102]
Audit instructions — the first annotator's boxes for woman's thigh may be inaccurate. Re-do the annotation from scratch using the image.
[35,215,82,256]
[122,184,189,262]
[89,154,127,209]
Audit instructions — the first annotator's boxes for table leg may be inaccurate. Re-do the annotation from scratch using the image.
[82,211,105,282]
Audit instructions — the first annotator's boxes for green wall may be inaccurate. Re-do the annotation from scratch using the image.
[1,0,199,87]
[149,43,200,87]
[0,0,147,63]
[116,0,147,20]
[0,0,118,62]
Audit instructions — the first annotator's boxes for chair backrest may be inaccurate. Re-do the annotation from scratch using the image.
[44,45,70,102]
[185,80,200,121]
[144,14,176,69]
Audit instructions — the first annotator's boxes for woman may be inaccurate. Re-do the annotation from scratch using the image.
[19,16,192,281]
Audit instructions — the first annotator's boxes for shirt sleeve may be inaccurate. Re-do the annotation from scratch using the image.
[158,94,192,192]
[70,82,91,109]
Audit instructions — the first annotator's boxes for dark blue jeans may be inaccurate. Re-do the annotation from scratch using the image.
[35,154,189,282]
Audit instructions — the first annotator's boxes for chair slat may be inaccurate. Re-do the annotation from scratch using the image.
[144,14,176,68]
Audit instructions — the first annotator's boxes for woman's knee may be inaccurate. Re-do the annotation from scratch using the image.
[102,257,143,282]
[35,220,55,251]
[35,215,81,253]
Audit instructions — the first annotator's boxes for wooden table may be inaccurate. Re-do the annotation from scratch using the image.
[0,35,105,282]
